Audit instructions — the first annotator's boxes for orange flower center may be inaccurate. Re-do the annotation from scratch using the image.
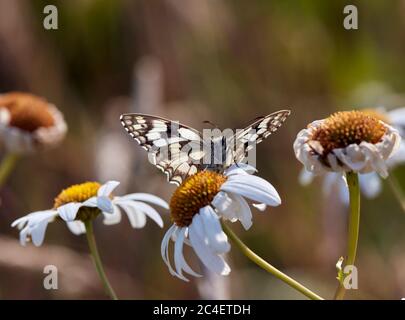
[311,110,387,156]
[0,92,55,132]
[170,171,227,227]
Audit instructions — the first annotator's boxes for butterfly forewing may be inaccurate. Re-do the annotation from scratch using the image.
[120,114,206,185]
[226,110,291,166]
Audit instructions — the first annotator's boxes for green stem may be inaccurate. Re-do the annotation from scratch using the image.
[84,220,118,300]
[221,222,324,300]
[334,172,360,300]
[0,153,19,188]
[387,175,405,212]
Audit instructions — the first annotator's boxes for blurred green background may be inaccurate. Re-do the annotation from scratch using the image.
[1,0,405,299]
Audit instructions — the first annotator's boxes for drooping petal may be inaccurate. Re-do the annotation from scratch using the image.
[57,203,83,221]
[232,195,254,229]
[174,228,190,281]
[212,192,253,230]
[66,221,86,235]
[199,206,230,254]
[13,210,58,246]
[102,204,122,225]
[252,203,267,211]
[97,180,120,197]
[161,225,177,276]
[127,200,164,228]
[298,168,315,186]
[359,172,382,199]
[116,201,147,228]
[188,216,231,276]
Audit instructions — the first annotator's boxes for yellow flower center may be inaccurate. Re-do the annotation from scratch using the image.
[170,171,227,227]
[312,110,387,156]
[0,92,55,132]
[54,182,101,221]
[361,109,390,124]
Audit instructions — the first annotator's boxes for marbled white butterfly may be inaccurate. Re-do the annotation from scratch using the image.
[120,110,290,185]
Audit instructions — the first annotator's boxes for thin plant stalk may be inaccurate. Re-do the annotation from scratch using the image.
[334,172,360,300]
[84,220,118,300]
[0,153,19,188]
[221,222,324,300]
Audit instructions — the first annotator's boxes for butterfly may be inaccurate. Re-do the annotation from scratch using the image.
[120,110,290,185]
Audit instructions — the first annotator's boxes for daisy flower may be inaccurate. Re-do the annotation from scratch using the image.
[161,165,281,281]
[294,110,401,300]
[12,180,168,246]
[294,110,401,178]
[0,92,67,154]
[297,108,405,204]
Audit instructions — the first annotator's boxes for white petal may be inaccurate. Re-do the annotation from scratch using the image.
[97,180,120,197]
[225,164,257,176]
[199,206,230,253]
[161,225,177,276]
[97,196,114,214]
[221,174,281,207]
[252,203,267,211]
[359,172,382,199]
[118,193,169,209]
[298,168,315,186]
[129,201,164,228]
[13,210,58,246]
[188,216,231,276]
[116,202,147,228]
[213,192,253,230]
[58,203,83,221]
[102,204,122,225]
[174,228,190,281]
[67,221,86,235]
[82,197,98,207]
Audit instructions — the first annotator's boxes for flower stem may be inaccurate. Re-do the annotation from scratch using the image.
[387,174,405,212]
[84,220,118,300]
[334,171,360,300]
[221,222,324,300]
[0,153,19,188]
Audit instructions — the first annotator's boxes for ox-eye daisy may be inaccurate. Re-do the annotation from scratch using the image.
[298,108,405,207]
[12,180,168,299]
[0,92,67,188]
[294,110,401,300]
[161,165,281,281]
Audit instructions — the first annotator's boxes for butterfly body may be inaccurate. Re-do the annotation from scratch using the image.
[120,110,290,185]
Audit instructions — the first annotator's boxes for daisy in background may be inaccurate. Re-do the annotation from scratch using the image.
[0,92,67,187]
[12,180,168,299]
[298,107,405,206]
[293,110,401,300]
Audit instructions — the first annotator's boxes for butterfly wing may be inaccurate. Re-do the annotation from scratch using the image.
[120,113,206,185]
[225,110,291,167]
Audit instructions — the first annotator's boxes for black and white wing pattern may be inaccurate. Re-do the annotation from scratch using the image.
[225,110,291,167]
[120,114,206,185]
